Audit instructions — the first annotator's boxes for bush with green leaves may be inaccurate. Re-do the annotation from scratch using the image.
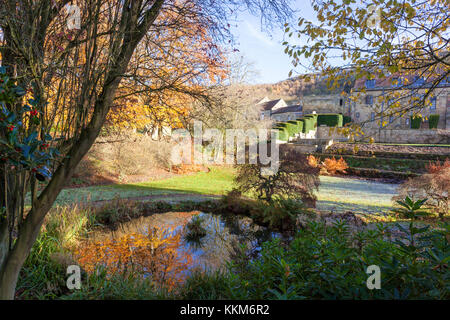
[302,115,317,133]
[317,114,343,127]
[286,120,300,136]
[0,68,59,182]
[254,198,314,232]
[184,214,208,246]
[343,115,352,126]
[186,217,449,300]
[274,127,289,141]
[428,114,439,129]
[295,119,304,133]
[410,115,422,129]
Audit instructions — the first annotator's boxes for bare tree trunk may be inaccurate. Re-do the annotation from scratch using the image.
[0,0,166,299]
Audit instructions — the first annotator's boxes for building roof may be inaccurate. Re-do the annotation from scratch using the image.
[259,99,284,111]
[271,105,303,115]
[354,73,450,91]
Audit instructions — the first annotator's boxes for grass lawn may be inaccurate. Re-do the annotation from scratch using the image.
[121,166,236,195]
[54,166,398,215]
[55,166,235,205]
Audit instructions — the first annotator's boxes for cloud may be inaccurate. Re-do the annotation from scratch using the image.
[245,21,276,47]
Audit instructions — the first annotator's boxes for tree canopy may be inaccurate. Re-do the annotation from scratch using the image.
[284,0,449,134]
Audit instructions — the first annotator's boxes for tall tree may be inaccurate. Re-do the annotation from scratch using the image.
[0,0,293,299]
[283,0,449,135]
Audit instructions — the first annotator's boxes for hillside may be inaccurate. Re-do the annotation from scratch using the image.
[243,75,354,104]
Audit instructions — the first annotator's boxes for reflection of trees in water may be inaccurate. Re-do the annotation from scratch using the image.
[192,213,276,270]
[85,211,278,275]
[191,214,235,270]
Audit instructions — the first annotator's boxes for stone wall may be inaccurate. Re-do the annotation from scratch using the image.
[316,126,348,140]
[351,87,449,130]
[362,128,450,144]
[316,126,449,144]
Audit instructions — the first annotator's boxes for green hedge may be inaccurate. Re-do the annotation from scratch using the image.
[286,120,300,136]
[274,127,288,141]
[429,114,439,129]
[275,122,288,128]
[295,119,304,133]
[343,115,352,126]
[302,115,317,133]
[410,116,422,129]
[317,114,343,127]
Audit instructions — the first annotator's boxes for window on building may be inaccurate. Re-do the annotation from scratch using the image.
[339,98,343,106]
[365,79,376,89]
[430,97,437,110]
[260,113,265,120]
[356,112,360,119]
[389,115,394,123]
[405,117,410,127]
[371,112,375,121]
[365,95,374,105]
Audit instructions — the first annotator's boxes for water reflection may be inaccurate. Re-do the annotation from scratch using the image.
[76,211,279,290]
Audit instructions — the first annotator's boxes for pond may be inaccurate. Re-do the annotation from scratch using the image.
[83,211,274,278]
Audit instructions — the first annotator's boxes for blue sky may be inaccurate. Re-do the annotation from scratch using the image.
[229,2,316,85]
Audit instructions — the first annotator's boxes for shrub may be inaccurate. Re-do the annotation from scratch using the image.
[94,198,143,228]
[184,214,208,246]
[63,270,170,300]
[171,164,209,174]
[302,115,317,133]
[396,158,450,218]
[17,205,95,299]
[285,121,299,137]
[307,154,320,168]
[255,198,315,232]
[317,114,343,127]
[274,127,289,141]
[410,115,422,129]
[274,122,288,129]
[323,156,348,174]
[74,133,174,183]
[179,271,237,300]
[222,220,450,299]
[234,148,320,205]
[429,114,440,129]
[343,115,352,126]
[295,119,304,133]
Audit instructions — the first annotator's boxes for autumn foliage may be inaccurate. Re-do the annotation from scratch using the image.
[323,157,349,175]
[107,4,228,133]
[397,158,449,219]
[75,226,193,291]
[307,155,348,175]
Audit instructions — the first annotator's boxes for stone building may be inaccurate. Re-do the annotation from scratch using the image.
[300,94,348,115]
[257,97,287,120]
[257,97,304,121]
[350,75,450,129]
[256,94,351,122]
[270,105,303,121]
